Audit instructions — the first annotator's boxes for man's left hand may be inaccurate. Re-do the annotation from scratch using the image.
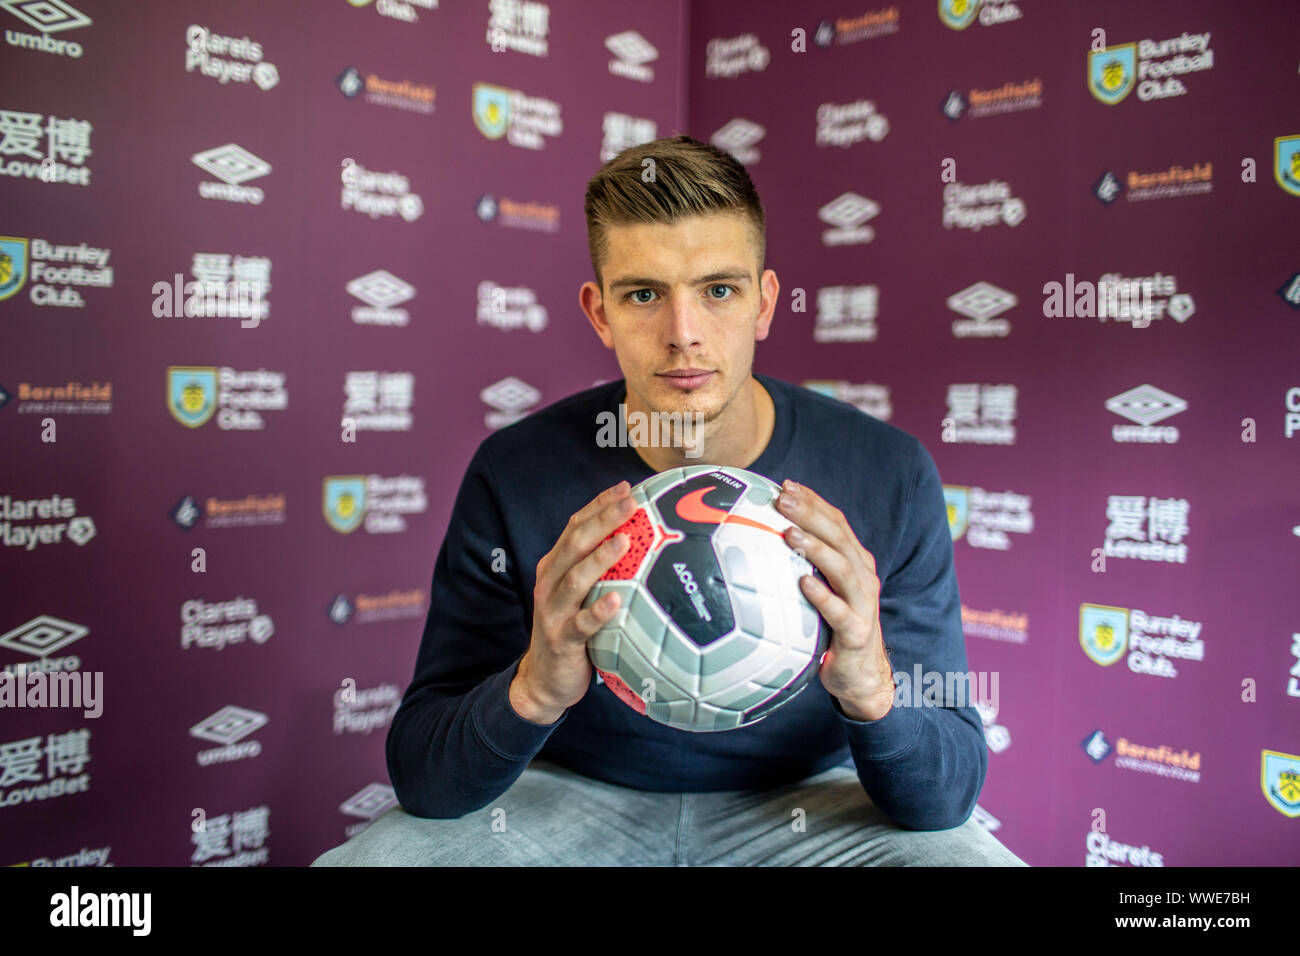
[776,479,894,722]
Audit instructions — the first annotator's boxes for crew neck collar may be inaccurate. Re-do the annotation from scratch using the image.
[603,372,795,481]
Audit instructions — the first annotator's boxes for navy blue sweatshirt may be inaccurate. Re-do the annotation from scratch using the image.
[386,374,988,830]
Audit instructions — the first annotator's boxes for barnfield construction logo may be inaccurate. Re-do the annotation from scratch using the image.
[943,78,1041,121]
[336,66,435,113]
[4,380,111,415]
[1083,729,1202,784]
[961,605,1027,644]
[170,492,285,531]
[813,7,900,46]
[327,589,425,625]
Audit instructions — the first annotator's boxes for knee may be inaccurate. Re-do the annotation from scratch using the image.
[913,817,1028,866]
[310,807,477,866]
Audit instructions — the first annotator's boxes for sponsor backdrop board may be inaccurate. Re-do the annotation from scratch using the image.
[0,0,1296,866]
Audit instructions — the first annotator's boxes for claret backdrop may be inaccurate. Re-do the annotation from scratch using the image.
[1,0,1297,867]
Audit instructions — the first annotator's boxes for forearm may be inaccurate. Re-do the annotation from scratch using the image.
[837,700,988,830]
[386,658,566,818]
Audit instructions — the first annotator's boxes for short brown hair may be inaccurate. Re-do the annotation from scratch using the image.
[584,134,765,291]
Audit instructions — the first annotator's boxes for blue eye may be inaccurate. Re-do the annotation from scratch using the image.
[628,289,656,304]
[709,285,735,300]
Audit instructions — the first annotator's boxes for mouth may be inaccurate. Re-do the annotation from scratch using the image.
[657,369,714,390]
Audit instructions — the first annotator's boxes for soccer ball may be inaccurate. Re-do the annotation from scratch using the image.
[583,465,830,732]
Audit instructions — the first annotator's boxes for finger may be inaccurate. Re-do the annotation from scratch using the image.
[546,493,636,594]
[567,481,632,537]
[569,589,623,641]
[784,524,880,625]
[538,483,634,594]
[800,574,874,651]
[778,481,877,576]
[546,529,631,632]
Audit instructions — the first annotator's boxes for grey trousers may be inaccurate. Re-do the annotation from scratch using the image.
[312,759,1029,866]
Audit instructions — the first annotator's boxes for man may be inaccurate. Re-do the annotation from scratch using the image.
[313,135,1026,866]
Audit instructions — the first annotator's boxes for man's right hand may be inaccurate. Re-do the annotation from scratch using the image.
[508,480,635,725]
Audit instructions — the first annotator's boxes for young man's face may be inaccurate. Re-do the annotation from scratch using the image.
[580,211,778,425]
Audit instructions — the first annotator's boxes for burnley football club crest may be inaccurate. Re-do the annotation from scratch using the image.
[1088,43,1136,105]
[0,237,29,302]
[943,485,970,540]
[1274,135,1300,197]
[167,366,218,428]
[323,476,368,534]
[472,83,510,139]
[938,0,979,30]
[1261,750,1300,818]
[1079,603,1129,667]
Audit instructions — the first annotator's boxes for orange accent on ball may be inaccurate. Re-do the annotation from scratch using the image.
[597,668,648,715]
[598,507,654,580]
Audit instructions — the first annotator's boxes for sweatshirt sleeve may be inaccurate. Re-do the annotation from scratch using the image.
[833,438,989,830]
[386,439,566,818]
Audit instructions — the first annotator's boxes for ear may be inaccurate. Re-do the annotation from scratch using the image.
[754,268,778,342]
[579,280,615,350]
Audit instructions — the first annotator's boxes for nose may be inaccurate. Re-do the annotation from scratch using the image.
[664,291,703,351]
